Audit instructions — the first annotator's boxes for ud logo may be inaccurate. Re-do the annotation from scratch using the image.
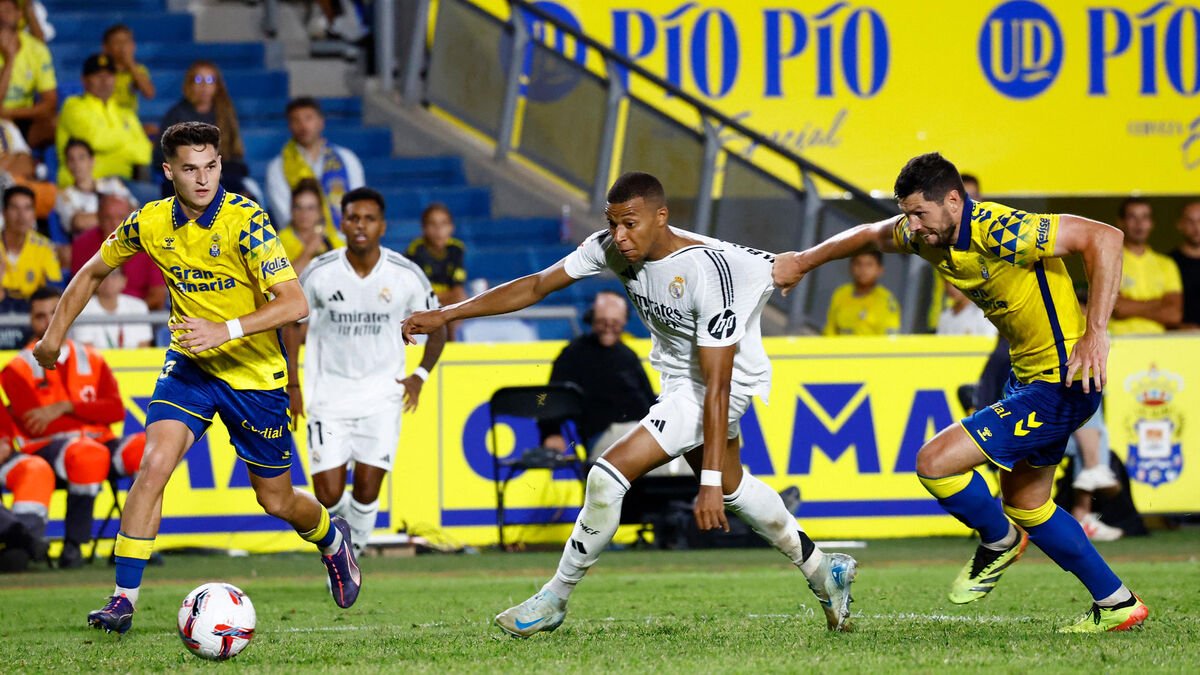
[978,0,1063,99]
[978,427,993,441]
[1124,366,1185,487]
[707,309,737,340]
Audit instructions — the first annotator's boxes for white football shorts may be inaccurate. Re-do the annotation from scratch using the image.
[306,401,403,475]
[640,376,753,458]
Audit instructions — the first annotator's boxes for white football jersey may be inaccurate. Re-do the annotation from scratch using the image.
[299,247,438,418]
[563,227,774,400]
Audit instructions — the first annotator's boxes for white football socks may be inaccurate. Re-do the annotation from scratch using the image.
[1097,584,1133,607]
[545,458,630,600]
[982,522,1019,551]
[114,585,139,606]
[346,497,379,555]
[329,491,351,519]
[723,468,825,582]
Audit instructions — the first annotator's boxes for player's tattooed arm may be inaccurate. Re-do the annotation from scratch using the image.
[773,216,902,296]
[1054,215,1124,392]
[694,344,737,533]
[402,261,576,344]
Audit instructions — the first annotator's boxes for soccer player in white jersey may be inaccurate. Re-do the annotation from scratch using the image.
[284,187,446,556]
[403,172,857,636]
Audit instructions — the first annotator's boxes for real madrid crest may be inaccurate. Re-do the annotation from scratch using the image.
[669,276,685,299]
[379,286,393,303]
[209,234,221,258]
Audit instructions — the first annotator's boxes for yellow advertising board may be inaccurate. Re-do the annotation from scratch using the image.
[13,334,1198,556]
[458,0,1200,195]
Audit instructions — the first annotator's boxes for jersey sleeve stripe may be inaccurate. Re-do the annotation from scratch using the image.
[703,250,733,308]
[298,254,340,284]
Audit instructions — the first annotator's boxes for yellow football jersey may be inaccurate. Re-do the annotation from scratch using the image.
[101,186,297,390]
[824,284,901,336]
[1109,248,1182,336]
[893,199,1083,384]
[1,230,61,299]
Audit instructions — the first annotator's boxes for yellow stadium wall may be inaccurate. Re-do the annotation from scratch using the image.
[8,334,1198,555]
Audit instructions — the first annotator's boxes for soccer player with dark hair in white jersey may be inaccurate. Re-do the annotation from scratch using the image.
[402,172,857,637]
[284,187,446,557]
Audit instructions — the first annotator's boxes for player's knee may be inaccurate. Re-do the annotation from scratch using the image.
[255,487,295,519]
[136,443,179,489]
[115,433,146,478]
[584,463,628,509]
[6,455,55,508]
[63,438,112,488]
[313,484,342,508]
[914,444,942,477]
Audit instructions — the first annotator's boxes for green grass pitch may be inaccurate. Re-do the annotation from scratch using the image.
[1,530,1196,672]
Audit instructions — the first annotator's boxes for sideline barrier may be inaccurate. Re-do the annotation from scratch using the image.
[9,334,1197,553]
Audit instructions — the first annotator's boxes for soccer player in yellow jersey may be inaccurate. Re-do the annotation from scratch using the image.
[774,153,1148,633]
[1110,198,1182,335]
[824,249,900,335]
[32,122,361,636]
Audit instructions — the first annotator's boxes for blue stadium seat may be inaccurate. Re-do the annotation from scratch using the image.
[464,245,535,282]
[44,0,166,9]
[381,187,491,220]
[52,13,193,43]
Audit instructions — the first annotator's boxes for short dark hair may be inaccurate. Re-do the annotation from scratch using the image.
[420,202,451,226]
[3,185,35,210]
[30,286,62,305]
[607,171,665,205]
[285,96,323,117]
[852,249,884,264]
[64,137,94,157]
[161,121,221,159]
[960,173,979,189]
[342,187,385,215]
[102,23,131,42]
[1119,197,1151,221]
[894,152,967,204]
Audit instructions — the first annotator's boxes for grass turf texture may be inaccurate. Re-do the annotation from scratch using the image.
[1,530,1196,672]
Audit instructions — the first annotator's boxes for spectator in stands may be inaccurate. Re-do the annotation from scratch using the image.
[2,286,146,568]
[101,24,155,122]
[1064,406,1123,542]
[0,185,59,309]
[1171,200,1200,330]
[406,203,467,307]
[55,138,137,236]
[960,173,980,200]
[1110,198,1182,335]
[539,291,655,456]
[70,193,165,310]
[935,279,996,336]
[0,111,56,225]
[266,96,364,227]
[0,0,56,149]
[307,0,366,42]
[824,249,900,335]
[280,177,342,274]
[70,268,153,349]
[55,54,152,186]
[157,60,251,197]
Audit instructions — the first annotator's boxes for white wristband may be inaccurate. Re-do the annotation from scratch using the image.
[225,318,244,341]
[699,470,723,487]
[412,366,429,382]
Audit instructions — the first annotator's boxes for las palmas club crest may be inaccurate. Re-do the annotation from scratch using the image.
[1124,366,1185,487]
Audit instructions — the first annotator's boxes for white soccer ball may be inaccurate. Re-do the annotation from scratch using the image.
[177,582,257,661]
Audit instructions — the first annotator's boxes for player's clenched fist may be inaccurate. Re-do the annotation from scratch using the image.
[402,309,446,345]
[772,251,810,297]
[694,485,729,532]
[32,339,61,369]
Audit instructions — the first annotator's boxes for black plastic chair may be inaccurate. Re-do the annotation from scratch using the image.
[490,383,587,549]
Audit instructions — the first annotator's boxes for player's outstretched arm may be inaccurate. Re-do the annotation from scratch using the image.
[773,217,901,296]
[402,261,576,344]
[173,279,309,354]
[33,252,116,368]
[1053,215,1124,392]
[694,344,736,533]
[282,321,307,427]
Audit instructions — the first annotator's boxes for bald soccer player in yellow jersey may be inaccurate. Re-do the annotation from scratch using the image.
[33,122,361,637]
[774,153,1148,633]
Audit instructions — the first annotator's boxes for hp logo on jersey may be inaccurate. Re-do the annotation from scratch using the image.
[707,309,737,340]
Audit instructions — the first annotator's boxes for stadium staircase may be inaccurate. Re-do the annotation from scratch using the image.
[43,0,642,339]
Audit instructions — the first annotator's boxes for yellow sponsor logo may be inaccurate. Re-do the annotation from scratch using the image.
[241,419,286,440]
